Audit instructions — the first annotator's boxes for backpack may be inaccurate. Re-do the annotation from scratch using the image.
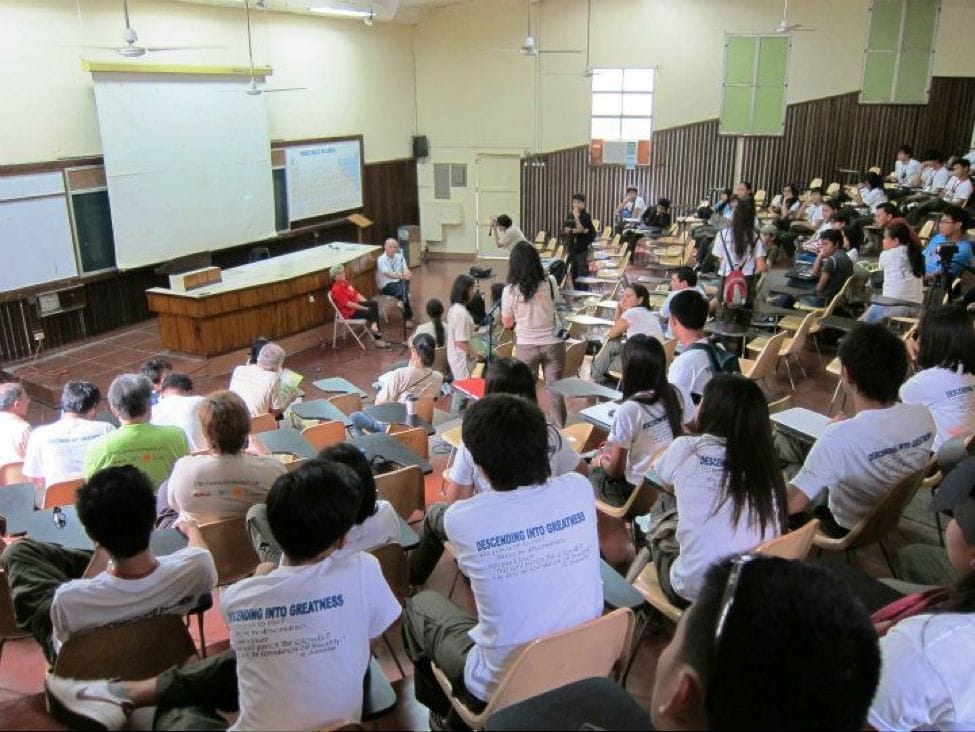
[721,237,749,308]
[689,342,741,375]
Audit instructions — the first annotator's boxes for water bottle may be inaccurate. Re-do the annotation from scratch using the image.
[405,395,418,417]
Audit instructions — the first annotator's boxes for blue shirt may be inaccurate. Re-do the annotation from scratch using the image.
[923,234,972,277]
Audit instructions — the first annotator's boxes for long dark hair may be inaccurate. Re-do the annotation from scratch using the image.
[729,200,756,260]
[885,218,925,278]
[620,335,683,439]
[917,304,975,373]
[783,183,799,210]
[627,284,651,309]
[425,299,445,346]
[507,241,547,300]
[695,374,787,535]
[450,274,475,305]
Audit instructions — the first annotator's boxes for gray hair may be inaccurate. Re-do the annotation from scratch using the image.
[107,374,153,420]
[0,383,25,411]
[384,238,398,248]
[329,264,345,278]
[257,343,286,370]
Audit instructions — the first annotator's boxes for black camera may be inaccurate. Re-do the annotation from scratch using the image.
[938,243,958,269]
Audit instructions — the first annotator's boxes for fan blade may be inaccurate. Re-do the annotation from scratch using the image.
[261,87,306,93]
[537,49,584,54]
[143,45,226,52]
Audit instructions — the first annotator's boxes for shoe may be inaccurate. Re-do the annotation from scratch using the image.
[45,673,132,731]
[405,319,415,329]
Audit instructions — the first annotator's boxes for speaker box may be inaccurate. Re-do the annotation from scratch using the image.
[412,135,429,159]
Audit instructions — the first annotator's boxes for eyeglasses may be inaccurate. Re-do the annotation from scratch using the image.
[939,219,954,225]
[713,553,757,647]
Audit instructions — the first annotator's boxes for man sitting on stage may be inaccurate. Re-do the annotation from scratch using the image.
[376,238,415,330]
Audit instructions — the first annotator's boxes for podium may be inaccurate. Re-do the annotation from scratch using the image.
[346,213,374,244]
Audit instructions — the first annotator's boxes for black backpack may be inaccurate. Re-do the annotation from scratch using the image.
[689,342,741,375]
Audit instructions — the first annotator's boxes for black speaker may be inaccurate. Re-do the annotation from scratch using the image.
[412,135,429,159]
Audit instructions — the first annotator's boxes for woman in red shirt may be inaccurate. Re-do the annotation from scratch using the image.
[329,265,388,347]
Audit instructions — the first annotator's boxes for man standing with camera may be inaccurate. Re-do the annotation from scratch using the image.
[563,193,595,291]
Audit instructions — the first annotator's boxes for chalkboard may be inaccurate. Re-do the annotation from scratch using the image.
[71,190,117,273]
[273,167,289,232]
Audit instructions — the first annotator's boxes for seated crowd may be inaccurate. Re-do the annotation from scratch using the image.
[0,160,973,731]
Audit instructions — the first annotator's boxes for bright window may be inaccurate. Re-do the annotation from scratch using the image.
[590,68,654,141]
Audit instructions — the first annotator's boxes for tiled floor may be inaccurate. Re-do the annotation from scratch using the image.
[0,256,943,730]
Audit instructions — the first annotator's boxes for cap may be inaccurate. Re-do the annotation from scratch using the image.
[932,456,975,544]
[760,224,778,236]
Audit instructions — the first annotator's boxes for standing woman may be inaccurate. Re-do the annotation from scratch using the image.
[501,241,567,425]
[714,200,767,321]
[446,274,478,381]
[328,264,388,348]
[861,218,924,323]
[590,284,664,385]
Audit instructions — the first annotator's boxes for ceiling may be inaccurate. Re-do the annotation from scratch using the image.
[169,0,477,25]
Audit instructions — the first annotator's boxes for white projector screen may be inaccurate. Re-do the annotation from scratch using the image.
[92,72,275,270]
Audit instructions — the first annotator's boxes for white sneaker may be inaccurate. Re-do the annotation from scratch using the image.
[45,672,132,731]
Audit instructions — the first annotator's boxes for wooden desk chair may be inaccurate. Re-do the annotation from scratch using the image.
[807,177,823,191]
[754,189,767,208]
[284,457,307,473]
[595,476,659,549]
[375,465,425,524]
[745,311,816,389]
[0,569,30,669]
[327,290,371,351]
[301,420,346,451]
[433,346,448,376]
[493,340,514,360]
[0,462,26,487]
[632,562,684,624]
[43,478,84,509]
[561,422,595,454]
[412,396,436,423]
[867,166,882,175]
[368,543,409,676]
[825,181,841,197]
[329,392,363,415]
[53,614,198,681]
[386,424,429,460]
[562,340,588,379]
[825,355,847,415]
[249,413,277,434]
[738,330,787,391]
[755,519,820,560]
[812,462,931,573]
[431,608,634,730]
[663,338,677,365]
[199,517,261,587]
[917,219,936,246]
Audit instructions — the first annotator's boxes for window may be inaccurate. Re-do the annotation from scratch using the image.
[719,34,790,136]
[860,0,940,104]
[590,68,654,142]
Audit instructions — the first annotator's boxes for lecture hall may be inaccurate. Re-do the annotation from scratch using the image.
[1,0,975,729]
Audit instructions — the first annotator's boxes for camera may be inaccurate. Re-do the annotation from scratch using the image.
[938,243,958,269]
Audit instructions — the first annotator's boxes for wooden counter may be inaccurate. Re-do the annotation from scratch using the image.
[146,243,379,356]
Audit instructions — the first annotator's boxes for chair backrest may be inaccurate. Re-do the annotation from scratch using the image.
[484,608,634,718]
[199,517,261,586]
[250,413,277,434]
[868,166,881,175]
[432,346,448,375]
[754,189,767,206]
[766,394,793,414]
[561,422,594,454]
[534,230,547,244]
[53,614,198,681]
[744,330,786,381]
[825,181,840,196]
[386,424,428,459]
[663,338,677,365]
[787,310,819,354]
[284,457,308,473]
[917,218,936,243]
[844,462,931,549]
[328,392,363,415]
[374,465,425,522]
[0,462,26,487]
[326,290,351,323]
[756,519,820,560]
[368,543,408,602]
[412,396,436,423]
[301,420,347,451]
[808,177,823,190]
[820,274,854,318]
[43,478,84,509]
[494,341,515,360]
[563,340,588,378]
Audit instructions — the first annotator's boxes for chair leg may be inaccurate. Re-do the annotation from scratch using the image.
[784,358,796,391]
[827,381,843,416]
[197,612,207,658]
[620,609,649,687]
[795,353,808,379]
[381,632,406,677]
[935,510,945,547]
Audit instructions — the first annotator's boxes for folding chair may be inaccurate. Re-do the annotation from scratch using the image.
[42,478,84,509]
[374,465,425,523]
[386,424,429,460]
[199,517,262,587]
[0,462,26,487]
[327,291,371,351]
[738,330,787,391]
[301,420,347,450]
[431,608,634,730]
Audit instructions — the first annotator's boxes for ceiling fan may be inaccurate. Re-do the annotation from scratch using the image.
[498,0,583,57]
[81,0,223,58]
[773,0,813,32]
[237,0,305,96]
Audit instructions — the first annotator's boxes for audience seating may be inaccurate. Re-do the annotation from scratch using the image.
[746,312,816,390]
[562,340,588,379]
[327,290,371,351]
[754,518,820,560]
[52,614,198,681]
[812,461,932,573]
[430,608,634,730]
[387,424,429,460]
[42,478,84,509]
[739,330,787,391]
[595,475,660,550]
[368,542,409,676]
[301,420,347,451]
[432,346,448,376]
[328,392,363,415]
[561,422,595,454]
[375,465,425,524]
[199,517,262,587]
[249,413,277,434]
[0,462,26,487]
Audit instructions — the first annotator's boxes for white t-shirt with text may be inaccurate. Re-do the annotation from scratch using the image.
[168,452,287,525]
[900,366,975,451]
[607,389,692,486]
[23,416,114,487]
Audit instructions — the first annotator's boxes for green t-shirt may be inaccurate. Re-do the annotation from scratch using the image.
[83,422,189,490]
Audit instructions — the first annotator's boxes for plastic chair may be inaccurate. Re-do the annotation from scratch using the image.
[249,413,277,434]
[812,462,932,573]
[301,420,347,451]
[561,422,594,454]
[755,519,820,559]
[42,478,84,509]
[747,312,816,390]
[374,465,425,523]
[328,392,363,415]
[0,462,26,487]
[738,330,787,390]
[327,290,371,351]
[53,614,198,681]
[562,340,588,379]
[431,608,634,730]
[199,517,261,586]
[386,424,429,460]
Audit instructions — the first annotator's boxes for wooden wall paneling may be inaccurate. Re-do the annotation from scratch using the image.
[363,158,419,242]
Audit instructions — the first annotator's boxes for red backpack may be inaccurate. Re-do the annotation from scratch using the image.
[721,239,748,308]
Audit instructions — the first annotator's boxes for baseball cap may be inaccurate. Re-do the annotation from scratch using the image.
[760,224,778,236]
[932,456,975,544]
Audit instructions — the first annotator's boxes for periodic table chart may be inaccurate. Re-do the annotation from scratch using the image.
[284,139,364,222]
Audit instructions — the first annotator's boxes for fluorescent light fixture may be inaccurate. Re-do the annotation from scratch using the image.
[308,5,372,18]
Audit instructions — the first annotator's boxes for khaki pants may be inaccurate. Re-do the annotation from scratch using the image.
[515,341,567,426]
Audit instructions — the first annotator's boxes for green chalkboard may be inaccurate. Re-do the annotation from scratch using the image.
[71,190,116,273]
[273,167,289,232]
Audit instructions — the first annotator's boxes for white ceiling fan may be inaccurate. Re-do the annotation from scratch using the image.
[236,0,305,96]
[80,0,224,58]
[773,0,813,32]
[494,0,583,57]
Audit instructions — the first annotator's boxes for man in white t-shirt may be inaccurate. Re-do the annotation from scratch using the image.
[1,465,216,665]
[150,373,206,453]
[667,290,715,404]
[228,342,294,418]
[45,456,401,732]
[658,266,708,338]
[403,395,602,728]
[790,187,825,233]
[888,144,922,191]
[23,380,113,506]
[786,324,934,536]
[0,382,31,467]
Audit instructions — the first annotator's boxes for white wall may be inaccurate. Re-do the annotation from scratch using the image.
[0,0,416,165]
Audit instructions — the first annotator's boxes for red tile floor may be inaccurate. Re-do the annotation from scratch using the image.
[0,257,940,730]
